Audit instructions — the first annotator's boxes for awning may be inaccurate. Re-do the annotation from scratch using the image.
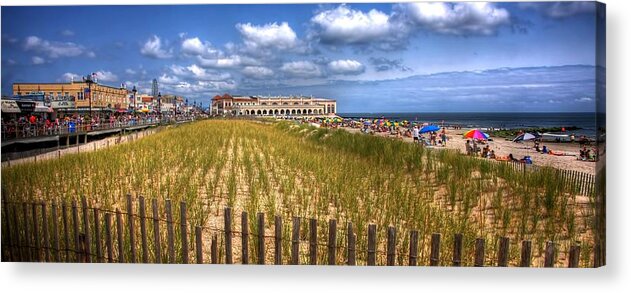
[34,106,54,113]
[1,100,21,113]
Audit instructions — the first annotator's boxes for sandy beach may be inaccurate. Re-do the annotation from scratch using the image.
[340,126,596,175]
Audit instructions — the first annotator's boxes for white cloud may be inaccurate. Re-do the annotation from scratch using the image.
[6,59,17,65]
[94,71,119,82]
[61,29,75,37]
[86,51,96,58]
[181,37,219,56]
[197,55,243,68]
[32,56,45,65]
[60,72,81,82]
[236,22,298,51]
[327,59,365,75]
[398,2,510,35]
[280,61,323,78]
[158,74,180,85]
[169,64,231,81]
[140,35,173,59]
[23,36,87,58]
[125,68,137,75]
[310,5,395,45]
[519,2,595,18]
[242,66,274,79]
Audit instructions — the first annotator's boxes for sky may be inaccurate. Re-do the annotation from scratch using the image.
[1,2,603,112]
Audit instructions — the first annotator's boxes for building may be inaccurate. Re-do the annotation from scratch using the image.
[152,79,159,98]
[13,79,129,116]
[211,94,336,116]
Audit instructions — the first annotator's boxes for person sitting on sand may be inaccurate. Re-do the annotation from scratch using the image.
[542,145,548,154]
[508,153,518,162]
[489,149,496,159]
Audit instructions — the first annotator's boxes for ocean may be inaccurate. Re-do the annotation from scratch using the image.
[338,112,600,138]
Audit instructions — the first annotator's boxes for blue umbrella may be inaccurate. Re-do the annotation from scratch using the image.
[363,121,372,126]
[420,125,440,133]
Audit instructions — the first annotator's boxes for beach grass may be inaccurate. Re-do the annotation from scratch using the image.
[1,119,595,266]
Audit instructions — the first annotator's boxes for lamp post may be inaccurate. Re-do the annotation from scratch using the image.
[85,74,95,119]
[132,85,137,113]
[157,92,162,123]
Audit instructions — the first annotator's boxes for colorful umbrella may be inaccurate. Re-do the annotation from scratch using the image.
[420,125,440,134]
[464,129,489,140]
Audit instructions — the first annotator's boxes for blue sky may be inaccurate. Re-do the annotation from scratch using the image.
[1,2,602,111]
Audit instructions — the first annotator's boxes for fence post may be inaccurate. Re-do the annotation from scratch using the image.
[593,243,602,268]
[165,199,175,264]
[275,216,282,265]
[104,213,113,263]
[22,203,31,262]
[126,194,136,263]
[241,211,249,264]
[211,235,218,264]
[347,222,355,266]
[115,209,125,263]
[51,202,61,262]
[430,233,441,266]
[72,200,81,262]
[152,199,161,264]
[497,236,510,267]
[224,207,233,264]
[3,202,14,261]
[452,233,463,267]
[309,218,317,265]
[180,201,188,264]
[327,219,337,265]
[81,197,92,263]
[93,207,102,263]
[544,241,555,268]
[568,244,581,268]
[41,202,50,262]
[409,230,418,266]
[11,205,22,261]
[61,202,70,262]
[291,217,300,265]
[474,238,485,267]
[520,240,532,267]
[367,224,376,266]
[139,196,148,263]
[386,226,396,266]
[32,203,41,262]
[195,226,203,264]
[258,213,266,265]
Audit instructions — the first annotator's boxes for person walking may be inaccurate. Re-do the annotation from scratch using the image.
[412,126,419,144]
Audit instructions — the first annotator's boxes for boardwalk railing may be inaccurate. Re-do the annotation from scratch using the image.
[1,196,601,267]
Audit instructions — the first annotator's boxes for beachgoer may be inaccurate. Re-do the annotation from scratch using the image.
[508,153,518,162]
[542,146,548,154]
[412,126,419,143]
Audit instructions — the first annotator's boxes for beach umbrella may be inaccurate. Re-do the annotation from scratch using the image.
[420,125,440,134]
[464,129,489,140]
[512,132,538,142]
[363,121,371,126]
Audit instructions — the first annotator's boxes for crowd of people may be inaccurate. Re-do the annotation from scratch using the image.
[1,112,197,140]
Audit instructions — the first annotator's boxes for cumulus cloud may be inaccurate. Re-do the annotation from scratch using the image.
[242,66,274,79]
[310,5,396,45]
[397,2,510,35]
[169,64,231,81]
[181,37,219,56]
[60,72,81,82]
[158,74,180,85]
[140,35,173,59]
[327,59,365,75]
[369,57,412,72]
[125,68,137,75]
[236,22,299,51]
[94,71,119,82]
[519,2,595,18]
[280,61,323,78]
[23,36,88,58]
[197,55,244,68]
[32,56,45,65]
